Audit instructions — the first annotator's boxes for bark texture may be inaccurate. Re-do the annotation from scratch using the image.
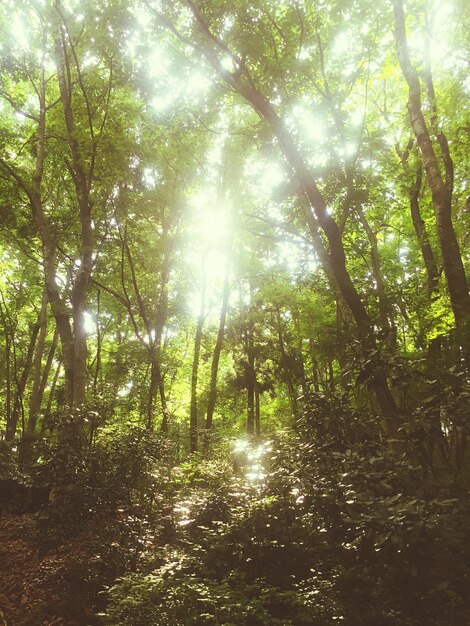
[392,0,470,339]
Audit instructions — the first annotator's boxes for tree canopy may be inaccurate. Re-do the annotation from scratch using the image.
[0,0,469,624]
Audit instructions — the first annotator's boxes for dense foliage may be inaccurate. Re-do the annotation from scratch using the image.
[103,395,470,625]
[0,0,469,623]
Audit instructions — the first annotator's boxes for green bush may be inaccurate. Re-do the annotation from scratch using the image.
[102,394,470,625]
[37,419,176,565]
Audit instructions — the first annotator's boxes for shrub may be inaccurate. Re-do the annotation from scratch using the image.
[102,394,470,625]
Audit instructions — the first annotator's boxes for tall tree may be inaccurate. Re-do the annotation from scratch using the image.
[154,0,403,435]
[392,0,470,347]
[204,247,231,449]
[190,268,206,452]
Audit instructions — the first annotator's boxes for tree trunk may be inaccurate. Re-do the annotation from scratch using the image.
[147,358,160,429]
[155,234,172,433]
[392,0,470,341]
[29,53,76,406]
[159,381,170,434]
[0,296,13,438]
[190,274,206,453]
[93,290,102,397]
[205,251,231,449]
[356,205,396,349]
[308,338,320,392]
[246,367,255,436]
[29,326,59,434]
[55,30,94,406]
[158,3,404,432]
[7,299,44,441]
[40,358,62,436]
[275,308,299,418]
[19,308,57,468]
[409,163,439,298]
[119,214,173,432]
[246,321,256,437]
[145,356,169,431]
[292,312,308,395]
[255,382,261,437]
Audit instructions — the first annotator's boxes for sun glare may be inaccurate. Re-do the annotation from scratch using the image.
[233,439,273,484]
[407,3,455,70]
[11,13,29,50]
[220,55,236,73]
[244,156,285,200]
[332,30,350,58]
[84,311,97,334]
[190,190,233,248]
[186,187,234,317]
[186,71,211,95]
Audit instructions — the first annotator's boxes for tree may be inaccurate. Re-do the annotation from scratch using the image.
[152,0,407,436]
[392,0,470,349]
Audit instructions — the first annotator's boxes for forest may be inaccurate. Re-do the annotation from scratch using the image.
[0,0,469,624]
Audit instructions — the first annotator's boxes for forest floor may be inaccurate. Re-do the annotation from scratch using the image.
[0,511,105,626]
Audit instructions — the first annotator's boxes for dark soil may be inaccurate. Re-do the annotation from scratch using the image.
[0,511,108,626]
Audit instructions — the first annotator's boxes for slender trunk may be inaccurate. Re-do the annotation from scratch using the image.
[245,281,256,436]
[0,298,12,437]
[356,205,396,348]
[205,251,231,448]
[119,216,173,432]
[409,163,439,298]
[146,356,169,431]
[423,9,454,196]
[328,358,335,393]
[31,51,76,405]
[159,381,170,433]
[155,235,172,433]
[190,274,206,453]
[309,338,320,392]
[246,368,255,436]
[255,382,261,437]
[393,0,470,339]
[30,325,59,433]
[145,354,169,432]
[147,358,160,429]
[39,221,75,405]
[40,359,62,436]
[56,24,95,405]
[5,335,12,433]
[275,309,298,417]
[93,290,102,397]
[293,312,308,395]
[71,295,88,406]
[19,307,55,469]
[159,5,403,431]
[7,301,44,440]
[336,300,352,390]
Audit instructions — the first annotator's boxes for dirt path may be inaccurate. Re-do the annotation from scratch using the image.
[0,513,102,626]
